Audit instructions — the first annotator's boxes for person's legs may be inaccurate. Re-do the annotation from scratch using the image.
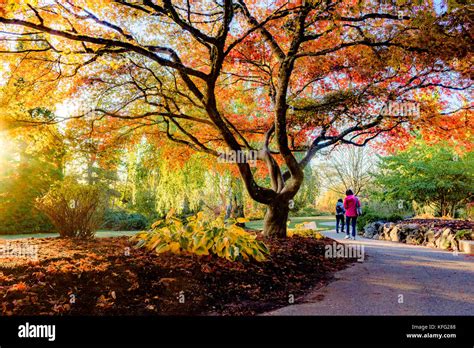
[351,217,357,238]
[336,215,345,233]
[345,217,350,237]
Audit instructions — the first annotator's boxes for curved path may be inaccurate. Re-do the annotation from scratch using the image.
[265,226,474,315]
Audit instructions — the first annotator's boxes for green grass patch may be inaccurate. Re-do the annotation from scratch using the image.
[246,216,335,231]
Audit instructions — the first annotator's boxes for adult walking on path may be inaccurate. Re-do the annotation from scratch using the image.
[343,189,361,240]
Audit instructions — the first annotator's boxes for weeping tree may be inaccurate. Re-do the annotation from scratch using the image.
[321,145,376,196]
[225,176,245,221]
[0,0,471,237]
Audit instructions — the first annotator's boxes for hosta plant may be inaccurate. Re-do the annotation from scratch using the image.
[131,211,269,262]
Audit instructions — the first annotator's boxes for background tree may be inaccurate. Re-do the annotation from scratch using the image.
[0,0,472,237]
[321,145,376,196]
[375,140,474,217]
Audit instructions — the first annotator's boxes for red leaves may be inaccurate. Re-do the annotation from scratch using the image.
[8,282,27,292]
[32,271,46,281]
[0,271,13,282]
[0,235,353,316]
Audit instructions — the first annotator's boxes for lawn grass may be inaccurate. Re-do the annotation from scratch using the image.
[246,216,336,230]
[1,216,336,239]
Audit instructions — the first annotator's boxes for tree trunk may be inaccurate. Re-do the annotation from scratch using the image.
[263,199,289,238]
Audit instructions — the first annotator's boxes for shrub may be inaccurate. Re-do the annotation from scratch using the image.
[455,229,473,241]
[356,201,410,230]
[102,209,149,231]
[131,211,269,262]
[36,178,105,239]
[458,203,474,220]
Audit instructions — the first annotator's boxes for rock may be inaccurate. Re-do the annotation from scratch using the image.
[433,231,442,247]
[383,222,395,233]
[373,233,380,240]
[379,223,394,240]
[399,223,421,242]
[423,230,435,245]
[390,226,400,242]
[439,238,450,250]
[442,228,452,237]
[459,240,474,253]
[448,235,459,251]
[404,223,420,231]
[363,221,385,239]
[436,228,455,250]
[406,234,423,245]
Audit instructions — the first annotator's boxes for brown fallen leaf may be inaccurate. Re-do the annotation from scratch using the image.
[158,277,176,285]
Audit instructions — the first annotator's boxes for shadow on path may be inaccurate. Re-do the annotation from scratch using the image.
[264,230,474,315]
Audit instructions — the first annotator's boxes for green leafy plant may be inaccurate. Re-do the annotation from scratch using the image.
[102,209,149,231]
[455,229,473,241]
[131,211,269,262]
[356,201,410,230]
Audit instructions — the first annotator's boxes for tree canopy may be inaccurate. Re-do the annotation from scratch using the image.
[375,139,474,217]
[0,0,472,236]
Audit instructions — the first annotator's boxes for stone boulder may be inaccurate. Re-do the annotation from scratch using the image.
[403,223,420,231]
[375,221,464,251]
[401,224,425,244]
[389,226,400,242]
[363,221,385,239]
[423,230,435,244]
[406,233,423,245]
[379,223,395,241]
[435,228,459,250]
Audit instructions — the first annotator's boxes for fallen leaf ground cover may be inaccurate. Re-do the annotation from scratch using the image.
[0,236,354,315]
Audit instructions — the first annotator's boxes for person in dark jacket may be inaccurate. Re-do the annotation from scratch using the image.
[335,199,345,234]
[343,189,361,240]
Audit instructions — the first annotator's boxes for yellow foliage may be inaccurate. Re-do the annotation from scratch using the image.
[288,224,325,239]
[131,211,269,262]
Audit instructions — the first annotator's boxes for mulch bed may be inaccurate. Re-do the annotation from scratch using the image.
[401,218,474,232]
[0,236,354,316]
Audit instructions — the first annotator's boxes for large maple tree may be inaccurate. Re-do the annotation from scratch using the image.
[0,0,472,237]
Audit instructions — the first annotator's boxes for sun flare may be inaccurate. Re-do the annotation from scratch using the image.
[0,132,10,168]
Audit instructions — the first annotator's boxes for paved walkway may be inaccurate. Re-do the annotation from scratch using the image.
[265,228,474,315]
